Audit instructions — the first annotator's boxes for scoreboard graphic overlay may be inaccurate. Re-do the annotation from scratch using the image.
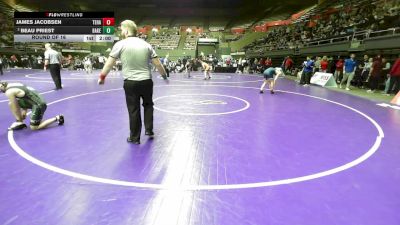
[14,12,115,42]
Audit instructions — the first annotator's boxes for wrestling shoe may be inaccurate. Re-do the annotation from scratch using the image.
[56,115,64,125]
[127,137,140,144]
[145,131,154,138]
[8,122,27,131]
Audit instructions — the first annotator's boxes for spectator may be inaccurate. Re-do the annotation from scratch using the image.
[98,55,106,68]
[300,56,314,86]
[244,0,399,53]
[382,58,391,93]
[354,55,370,88]
[360,58,373,88]
[314,56,321,73]
[320,56,329,73]
[265,57,272,67]
[367,55,383,93]
[283,56,294,74]
[340,53,357,91]
[328,57,336,74]
[10,55,18,68]
[386,56,400,95]
[334,58,344,83]
[74,57,83,71]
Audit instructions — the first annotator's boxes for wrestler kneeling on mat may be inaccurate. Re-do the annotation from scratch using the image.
[259,67,283,94]
[0,81,64,131]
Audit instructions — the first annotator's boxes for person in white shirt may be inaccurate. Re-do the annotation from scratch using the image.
[84,57,93,74]
[382,58,392,94]
[98,55,106,69]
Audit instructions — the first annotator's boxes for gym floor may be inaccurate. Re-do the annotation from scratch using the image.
[0,68,399,225]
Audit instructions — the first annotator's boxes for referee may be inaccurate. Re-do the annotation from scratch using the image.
[44,43,63,90]
[98,20,167,144]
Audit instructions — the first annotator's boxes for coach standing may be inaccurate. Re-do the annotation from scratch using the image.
[44,43,63,90]
[340,53,357,91]
[98,20,167,144]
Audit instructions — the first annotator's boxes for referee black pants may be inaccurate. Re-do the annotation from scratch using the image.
[49,64,62,89]
[0,63,3,75]
[123,79,154,141]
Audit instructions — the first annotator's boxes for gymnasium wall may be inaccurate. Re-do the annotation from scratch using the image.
[198,45,217,56]
[155,49,196,60]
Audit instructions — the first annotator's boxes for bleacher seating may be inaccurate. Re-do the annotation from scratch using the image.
[0,1,14,46]
[149,34,181,50]
[183,35,197,50]
[245,0,400,54]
